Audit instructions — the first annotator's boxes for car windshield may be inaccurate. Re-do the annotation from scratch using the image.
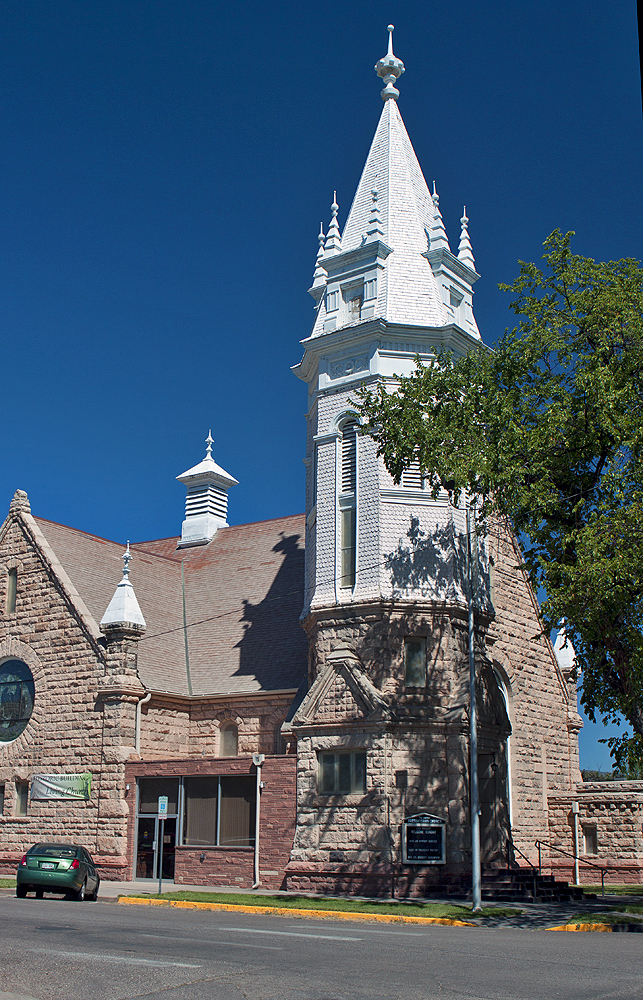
[28,844,78,858]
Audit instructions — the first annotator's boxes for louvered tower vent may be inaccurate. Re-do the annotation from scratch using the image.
[176,432,238,547]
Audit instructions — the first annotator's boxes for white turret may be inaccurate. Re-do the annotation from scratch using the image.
[100,543,146,634]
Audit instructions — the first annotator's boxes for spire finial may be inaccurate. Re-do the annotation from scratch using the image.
[324,191,342,252]
[429,181,450,251]
[458,206,476,267]
[205,429,214,460]
[375,24,405,101]
[122,541,131,580]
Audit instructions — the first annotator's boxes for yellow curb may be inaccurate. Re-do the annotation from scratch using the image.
[548,923,616,932]
[118,895,476,927]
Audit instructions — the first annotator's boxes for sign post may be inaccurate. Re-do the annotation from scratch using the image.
[157,795,168,895]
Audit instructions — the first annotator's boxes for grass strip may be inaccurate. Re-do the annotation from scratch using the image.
[0,879,15,888]
[119,890,519,920]
[581,884,643,897]
[566,912,643,925]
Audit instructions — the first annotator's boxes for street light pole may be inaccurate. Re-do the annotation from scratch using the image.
[467,502,482,912]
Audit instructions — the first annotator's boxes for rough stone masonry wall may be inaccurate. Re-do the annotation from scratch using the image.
[0,513,134,878]
[125,755,296,889]
[290,603,507,893]
[486,521,581,865]
[547,782,643,884]
[138,693,297,759]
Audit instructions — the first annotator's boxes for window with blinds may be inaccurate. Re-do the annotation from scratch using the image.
[182,775,256,847]
[340,420,358,589]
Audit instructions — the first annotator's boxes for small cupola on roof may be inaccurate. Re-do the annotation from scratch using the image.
[176,431,238,547]
[100,543,146,634]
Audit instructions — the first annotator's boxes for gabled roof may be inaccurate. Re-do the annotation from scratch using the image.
[34,513,307,698]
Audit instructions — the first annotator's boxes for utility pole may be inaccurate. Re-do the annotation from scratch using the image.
[467,503,482,912]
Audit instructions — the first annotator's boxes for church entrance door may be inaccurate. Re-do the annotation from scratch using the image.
[478,753,507,864]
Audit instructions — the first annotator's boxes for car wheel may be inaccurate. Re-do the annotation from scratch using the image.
[75,880,86,902]
[16,885,27,899]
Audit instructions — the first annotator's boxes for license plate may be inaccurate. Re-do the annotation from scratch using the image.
[41,862,55,869]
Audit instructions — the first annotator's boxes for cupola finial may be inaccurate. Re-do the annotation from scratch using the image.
[375,25,405,101]
[205,429,214,460]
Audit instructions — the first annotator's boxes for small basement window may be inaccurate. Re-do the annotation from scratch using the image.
[318,751,366,795]
[582,825,598,855]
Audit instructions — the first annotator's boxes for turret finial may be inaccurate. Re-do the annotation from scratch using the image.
[429,181,450,251]
[122,541,131,580]
[310,222,328,294]
[458,207,476,267]
[375,25,405,101]
[205,429,214,460]
[324,191,342,252]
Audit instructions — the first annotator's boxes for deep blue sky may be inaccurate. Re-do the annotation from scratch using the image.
[1,2,641,769]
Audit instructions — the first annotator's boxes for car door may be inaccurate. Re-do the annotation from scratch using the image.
[81,849,97,892]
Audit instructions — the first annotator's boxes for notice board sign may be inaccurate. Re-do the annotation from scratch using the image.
[402,813,446,865]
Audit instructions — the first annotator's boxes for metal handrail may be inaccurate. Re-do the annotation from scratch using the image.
[507,835,538,898]
[535,839,612,896]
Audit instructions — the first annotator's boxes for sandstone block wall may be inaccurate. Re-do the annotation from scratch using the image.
[0,513,135,878]
[547,782,643,884]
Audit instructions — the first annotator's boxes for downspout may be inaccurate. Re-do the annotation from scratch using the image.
[252,753,265,888]
[135,692,151,755]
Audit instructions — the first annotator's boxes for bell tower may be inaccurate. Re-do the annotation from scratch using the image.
[293,25,483,624]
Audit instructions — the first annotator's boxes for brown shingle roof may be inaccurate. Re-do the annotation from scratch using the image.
[35,514,307,697]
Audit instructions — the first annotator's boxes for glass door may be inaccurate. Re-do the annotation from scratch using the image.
[135,778,180,880]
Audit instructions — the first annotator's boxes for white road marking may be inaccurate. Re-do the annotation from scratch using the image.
[138,933,282,951]
[218,926,362,942]
[29,948,201,968]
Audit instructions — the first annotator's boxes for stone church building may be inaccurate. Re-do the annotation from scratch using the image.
[1,31,641,891]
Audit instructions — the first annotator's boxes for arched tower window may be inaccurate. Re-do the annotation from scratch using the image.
[219,723,238,757]
[339,419,358,589]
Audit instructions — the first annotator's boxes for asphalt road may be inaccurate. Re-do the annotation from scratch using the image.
[0,896,641,1000]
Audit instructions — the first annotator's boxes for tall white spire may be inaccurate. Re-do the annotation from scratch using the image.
[306,26,480,340]
[100,542,146,634]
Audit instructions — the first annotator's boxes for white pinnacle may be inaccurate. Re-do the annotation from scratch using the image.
[324,192,342,253]
[457,207,475,267]
[430,181,450,251]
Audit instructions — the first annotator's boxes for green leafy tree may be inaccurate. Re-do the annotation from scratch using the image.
[357,231,643,769]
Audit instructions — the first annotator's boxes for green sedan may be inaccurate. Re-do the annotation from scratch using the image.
[16,842,100,900]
